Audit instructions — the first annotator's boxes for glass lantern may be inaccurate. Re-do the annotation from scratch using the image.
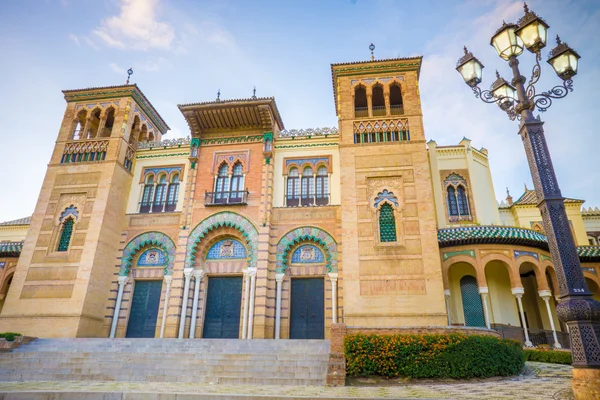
[490,22,524,61]
[515,4,549,53]
[456,47,484,87]
[547,36,581,80]
[491,71,516,108]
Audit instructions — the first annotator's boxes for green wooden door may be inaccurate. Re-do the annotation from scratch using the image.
[290,278,324,339]
[203,277,243,338]
[126,280,162,338]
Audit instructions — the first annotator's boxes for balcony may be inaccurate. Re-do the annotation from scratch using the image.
[372,105,386,117]
[390,104,404,115]
[354,107,368,118]
[139,201,177,214]
[286,194,330,207]
[205,190,249,206]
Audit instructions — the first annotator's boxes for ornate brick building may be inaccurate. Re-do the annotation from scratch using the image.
[0,55,598,345]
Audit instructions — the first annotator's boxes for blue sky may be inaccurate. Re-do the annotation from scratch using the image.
[0,0,598,221]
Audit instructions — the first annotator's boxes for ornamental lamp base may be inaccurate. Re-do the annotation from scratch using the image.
[572,367,600,400]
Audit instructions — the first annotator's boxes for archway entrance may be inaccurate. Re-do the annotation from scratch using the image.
[203,276,243,338]
[290,278,324,339]
[126,280,162,338]
[460,275,485,327]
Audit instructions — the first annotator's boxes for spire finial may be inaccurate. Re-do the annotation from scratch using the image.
[252,86,257,99]
[495,70,501,79]
[369,43,375,61]
[463,46,469,55]
[556,35,562,44]
[524,2,529,13]
[126,68,133,85]
[506,187,510,197]
[216,89,221,102]
[524,182,528,191]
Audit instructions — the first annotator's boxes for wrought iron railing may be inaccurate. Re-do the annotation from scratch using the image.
[139,201,178,214]
[205,190,249,205]
[354,107,368,118]
[494,325,570,349]
[286,194,330,207]
[372,105,386,116]
[390,104,404,115]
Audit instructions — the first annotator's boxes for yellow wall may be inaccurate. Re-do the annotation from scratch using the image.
[484,261,520,327]
[0,225,29,242]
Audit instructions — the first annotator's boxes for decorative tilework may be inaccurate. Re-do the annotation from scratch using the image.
[285,157,329,168]
[443,250,476,261]
[137,248,167,266]
[60,206,79,222]
[291,245,324,264]
[541,254,553,262]
[0,262,5,269]
[514,250,539,260]
[438,226,549,250]
[374,189,399,208]
[185,212,259,269]
[583,267,597,276]
[206,239,247,260]
[276,227,337,273]
[0,241,22,257]
[119,232,176,276]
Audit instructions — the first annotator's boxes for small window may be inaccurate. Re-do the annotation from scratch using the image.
[140,175,154,213]
[390,83,403,115]
[372,84,385,116]
[286,167,300,207]
[101,107,115,137]
[57,218,74,252]
[301,166,314,206]
[379,203,397,242]
[447,186,458,216]
[316,166,329,205]
[166,173,180,212]
[354,86,368,117]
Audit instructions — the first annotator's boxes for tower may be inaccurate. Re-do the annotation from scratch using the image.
[332,55,447,326]
[0,85,168,337]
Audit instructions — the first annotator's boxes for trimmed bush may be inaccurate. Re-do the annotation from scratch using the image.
[345,333,525,379]
[0,332,22,342]
[524,349,572,365]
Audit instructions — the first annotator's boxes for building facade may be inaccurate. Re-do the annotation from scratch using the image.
[0,55,598,345]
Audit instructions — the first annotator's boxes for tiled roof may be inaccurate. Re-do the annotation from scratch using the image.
[514,189,583,205]
[0,241,23,257]
[0,216,31,226]
[438,226,549,250]
[578,246,600,262]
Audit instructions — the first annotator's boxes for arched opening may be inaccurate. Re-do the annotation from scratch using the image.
[286,167,300,207]
[86,108,102,139]
[457,185,470,217]
[484,260,520,333]
[129,116,140,145]
[57,218,75,252]
[354,85,368,118]
[447,186,458,217]
[101,107,115,137]
[148,132,155,142]
[372,84,385,116]
[138,125,148,143]
[230,162,245,203]
[389,83,403,115]
[0,272,14,314]
[315,166,329,205]
[72,109,87,140]
[165,173,180,212]
[301,166,314,206]
[378,203,397,242]
[585,277,600,302]
[214,163,230,204]
[152,174,168,213]
[140,174,155,213]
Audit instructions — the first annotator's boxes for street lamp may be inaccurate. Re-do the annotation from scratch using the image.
[456,2,600,393]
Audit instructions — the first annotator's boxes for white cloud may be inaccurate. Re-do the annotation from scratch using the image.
[109,63,125,74]
[84,36,100,51]
[93,0,175,51]
[68,33,80,46]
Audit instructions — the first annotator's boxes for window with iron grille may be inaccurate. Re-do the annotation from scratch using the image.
[57,218,74,252]
[379,203,397,242]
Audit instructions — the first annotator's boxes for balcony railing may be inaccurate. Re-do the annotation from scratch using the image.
[372,105,386,117]
[139,201,178,214]
[390,104,404,115]
[205,190,249,206]
[286,194,330,207]
[354,107,368,118]
[494,325,570,349]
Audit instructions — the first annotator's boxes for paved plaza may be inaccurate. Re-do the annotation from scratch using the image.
[0,362,573,399]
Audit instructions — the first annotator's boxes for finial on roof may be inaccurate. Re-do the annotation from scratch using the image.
[556,35,561,45]
[252,86,257,99]
[524,182,528,191]
[126,68,133,85]
[506,187,510,197]
[216,89,221,102]
[506,187,513,206]
[369,43,375,61]
[524,2,529,13]
[495,70,501,79]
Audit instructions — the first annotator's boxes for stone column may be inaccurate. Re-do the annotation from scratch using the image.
[189,269,205,339]
[109,275,129,338]
[178,267,194,338]
[275,273,285,339]
[328,272,338,324]
[479,286,491,329]
[367,94,373,118]
[247,269,257,339]
[512,287,533,347]
[539,290,562,349]
[242,270,251,339]
[444,289,452,326]
[160,275,173,338]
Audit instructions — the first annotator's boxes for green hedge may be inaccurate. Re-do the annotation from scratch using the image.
[524,349,572,365]
[345,333,525,379]
[0,332,22,342]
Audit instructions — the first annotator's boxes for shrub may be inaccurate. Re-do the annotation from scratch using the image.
[523,349,572,365]
[0,332,22,342]
[344,333,525,379]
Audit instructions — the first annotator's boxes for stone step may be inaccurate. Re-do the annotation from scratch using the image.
[0,338,330,386]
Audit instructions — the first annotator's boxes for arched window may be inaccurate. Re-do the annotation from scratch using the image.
[354,85,368,117]
[153,174,168,212]
[230,162,244,203]
[129,116,140,145]
[291,244,325,263]
[138,125,148,143]
[457,185,470,216]
[301,166,314,206]
[57,218,75,252]
[378,203,397,242]
[101,107,115,137]
[460,275,485,327]
[215,163,230,204]
[286,167,300,207]
[140,174,154,213]
[372,84,385,116]
[315,166,329,205]
[72,110,87,140]
[447,186,458,217]
[165,173,180,212]
[390,83,403,115]
[87,108,101,138]
[206,239,247,259]
[148,132,155,142]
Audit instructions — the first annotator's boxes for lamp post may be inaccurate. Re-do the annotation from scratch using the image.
[456,4,599,398]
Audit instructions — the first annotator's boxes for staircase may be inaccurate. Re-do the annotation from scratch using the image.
[0,338,330,386]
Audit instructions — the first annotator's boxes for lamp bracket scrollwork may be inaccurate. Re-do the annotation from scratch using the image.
[531,79,574,113]
[471,85,520,121]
